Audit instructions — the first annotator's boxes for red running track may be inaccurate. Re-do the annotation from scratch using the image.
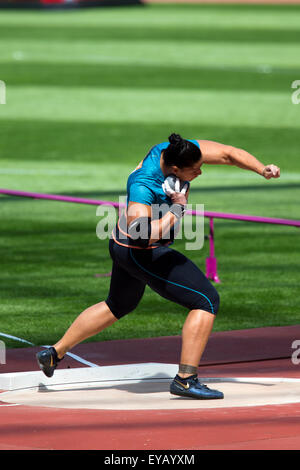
[0,325,300,450]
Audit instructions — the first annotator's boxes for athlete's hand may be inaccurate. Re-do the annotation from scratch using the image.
[162,176,189,205]
[262,164,280,179]
[170,192,187,206]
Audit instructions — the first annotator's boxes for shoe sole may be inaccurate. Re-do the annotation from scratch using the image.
[170,389,224,400]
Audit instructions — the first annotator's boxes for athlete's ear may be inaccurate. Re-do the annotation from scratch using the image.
[170,166,180,176]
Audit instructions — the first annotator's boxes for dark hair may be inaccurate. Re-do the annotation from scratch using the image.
[163,133,201,169]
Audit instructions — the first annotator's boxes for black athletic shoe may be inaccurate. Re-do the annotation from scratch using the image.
[170,374,224,400]
[36,347,61,378]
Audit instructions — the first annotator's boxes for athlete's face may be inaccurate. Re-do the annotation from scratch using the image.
[173,160,203,182]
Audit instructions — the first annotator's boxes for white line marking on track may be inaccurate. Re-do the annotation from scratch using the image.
[0,332,100,368]
[0,403,21,407]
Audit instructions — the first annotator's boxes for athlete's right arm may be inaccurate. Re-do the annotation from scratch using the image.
[127,201,180,246]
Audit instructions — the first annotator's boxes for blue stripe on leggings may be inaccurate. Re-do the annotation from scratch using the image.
[129,248,214,314]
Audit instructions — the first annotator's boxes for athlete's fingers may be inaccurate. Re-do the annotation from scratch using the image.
[162,180,175,195]
[174,178,181,193]
[170,192,187,206]
[271,165,280,178]
[263,164,280,179]
[163,176,189,197]
[180,182,190,195]
[165,179,175,194]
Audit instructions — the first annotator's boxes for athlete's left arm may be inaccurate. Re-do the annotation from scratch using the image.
[198,140,280,179]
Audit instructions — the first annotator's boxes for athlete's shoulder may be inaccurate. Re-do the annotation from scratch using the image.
[146,141,169,156]
[188,139,200,149]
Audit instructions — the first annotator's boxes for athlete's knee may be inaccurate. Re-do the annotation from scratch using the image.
[191,286,220,315]
[210,288,220,315]
[105,298,137,320]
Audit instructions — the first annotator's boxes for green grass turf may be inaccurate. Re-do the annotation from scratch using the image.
[0,3,299,348]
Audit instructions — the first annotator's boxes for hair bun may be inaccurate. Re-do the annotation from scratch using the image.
[168,133,183,147]
[164,133,201,169]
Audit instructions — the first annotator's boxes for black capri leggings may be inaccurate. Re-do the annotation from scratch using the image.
[105,238,220,319]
